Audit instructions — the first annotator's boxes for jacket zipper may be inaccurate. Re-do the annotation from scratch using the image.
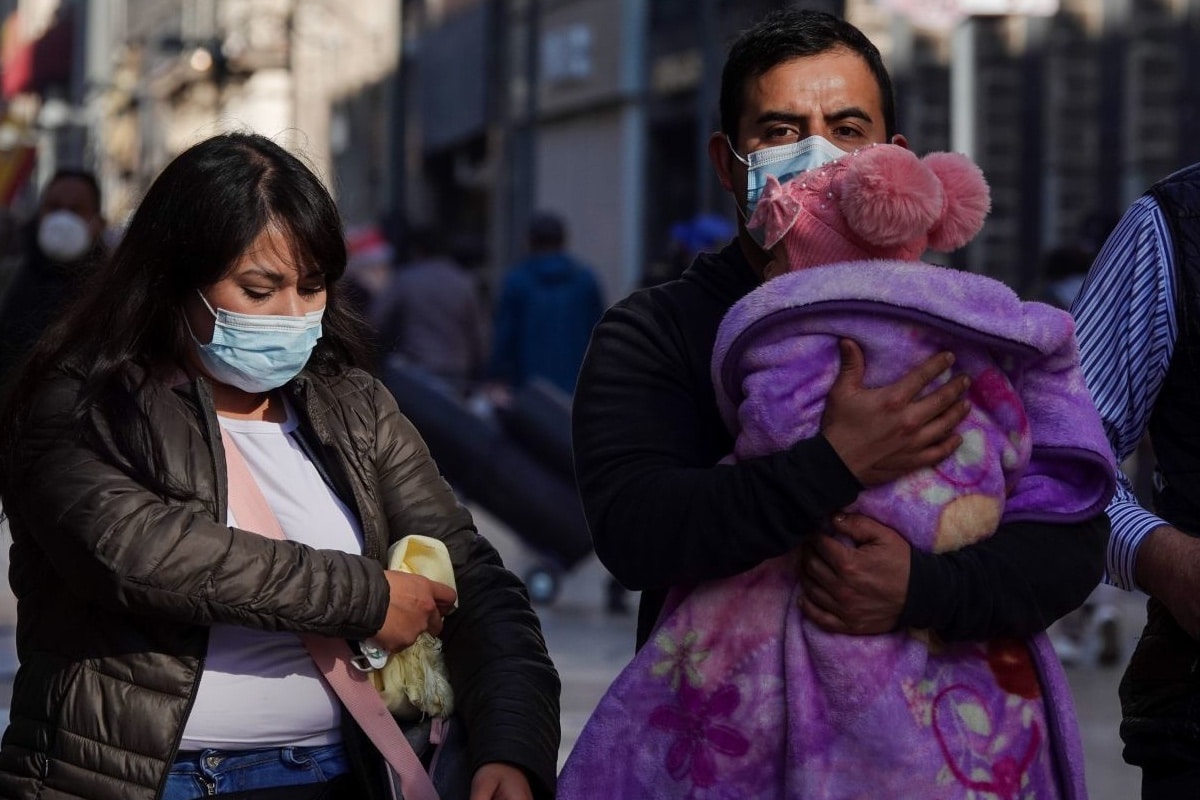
[290,377,383,562]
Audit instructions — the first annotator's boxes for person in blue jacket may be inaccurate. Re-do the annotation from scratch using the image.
[486,212,626,611]
[486,212,605,397]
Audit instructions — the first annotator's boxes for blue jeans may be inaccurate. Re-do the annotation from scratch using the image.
[162,744,350,799]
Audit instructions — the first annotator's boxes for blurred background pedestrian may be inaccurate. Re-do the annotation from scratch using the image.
[485,211,605,401]
[341,221,395,322]
[0,168,106,392]
[640,212,734,288]
[371,223,488,397]
[1037,244,1093,310]
[482,211,627,611]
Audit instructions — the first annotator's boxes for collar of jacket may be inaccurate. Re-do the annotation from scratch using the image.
[681,239,762,301]
[167,368,386,562]
[284,371,387,562]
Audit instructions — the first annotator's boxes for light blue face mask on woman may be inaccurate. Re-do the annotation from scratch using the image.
[190,291,324,393]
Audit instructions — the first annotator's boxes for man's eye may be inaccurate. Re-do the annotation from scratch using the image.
[766,127,800,142]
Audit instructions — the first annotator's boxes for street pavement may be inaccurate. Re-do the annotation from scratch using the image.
[0,508,1145,798]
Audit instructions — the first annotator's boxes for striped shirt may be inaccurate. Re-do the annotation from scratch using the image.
[1070,194,1177,592]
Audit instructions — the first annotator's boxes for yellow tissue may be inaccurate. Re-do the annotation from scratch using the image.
[389,535,457,602]
[369,535,456,719]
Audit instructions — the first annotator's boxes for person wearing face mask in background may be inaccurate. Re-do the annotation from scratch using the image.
[0,133,560,800]
[571,8,1110,654]
[0,168,107,393]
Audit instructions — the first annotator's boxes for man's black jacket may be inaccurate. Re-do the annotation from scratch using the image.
[573,241,1109,648]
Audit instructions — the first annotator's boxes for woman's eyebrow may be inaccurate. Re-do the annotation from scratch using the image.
[301,264,327,279]
[239,266,286,284]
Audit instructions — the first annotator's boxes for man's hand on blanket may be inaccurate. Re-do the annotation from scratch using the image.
[797,513,910,635]
[821,339,970,487]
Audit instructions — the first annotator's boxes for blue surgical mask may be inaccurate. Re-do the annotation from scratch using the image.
[728,135,848,223]
[189,291,324,393]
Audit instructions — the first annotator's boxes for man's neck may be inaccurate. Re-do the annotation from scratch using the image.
[736,229,770,282]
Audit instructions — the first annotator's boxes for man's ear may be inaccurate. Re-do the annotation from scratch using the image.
[889,133,909,150]
[708,131,735,192]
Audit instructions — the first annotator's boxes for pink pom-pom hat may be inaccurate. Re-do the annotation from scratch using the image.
[747,143,991,273]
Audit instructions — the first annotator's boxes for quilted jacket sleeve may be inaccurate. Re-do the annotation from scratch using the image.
[368,378,561,799]
[6,372,390,639]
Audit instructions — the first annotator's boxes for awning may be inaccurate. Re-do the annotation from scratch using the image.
[0,143,36,206]
[2,9,74,100]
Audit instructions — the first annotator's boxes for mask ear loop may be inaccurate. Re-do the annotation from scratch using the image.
[196,289,220,318]
[725,134,751,167]
[725,135,756,227]
[184,290,220,346]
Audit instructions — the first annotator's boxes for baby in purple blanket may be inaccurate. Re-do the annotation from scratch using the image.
[558,145,1115,799]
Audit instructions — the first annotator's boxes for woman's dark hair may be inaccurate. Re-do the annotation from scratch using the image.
[0,132,370,500]
[719,9,898,143]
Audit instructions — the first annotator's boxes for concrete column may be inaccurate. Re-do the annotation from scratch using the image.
[617,0,647,294]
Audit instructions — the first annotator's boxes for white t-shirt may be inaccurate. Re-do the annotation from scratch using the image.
[179,405,365,751]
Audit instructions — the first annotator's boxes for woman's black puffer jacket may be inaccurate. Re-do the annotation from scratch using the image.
[0,366,561,799]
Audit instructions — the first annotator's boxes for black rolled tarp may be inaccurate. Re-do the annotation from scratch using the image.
[382,360,593,572]
[495,379,576,481]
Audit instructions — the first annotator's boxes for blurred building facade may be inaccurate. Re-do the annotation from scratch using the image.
[0,0,1198,299]
[0,0,400,230]
[399,0,1200,298]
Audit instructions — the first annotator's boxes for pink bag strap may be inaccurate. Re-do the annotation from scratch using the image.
[221,427,440,800]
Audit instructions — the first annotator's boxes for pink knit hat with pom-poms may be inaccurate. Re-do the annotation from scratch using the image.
[747,143,991,273]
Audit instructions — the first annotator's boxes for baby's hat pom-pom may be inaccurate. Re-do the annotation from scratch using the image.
[923,152,991,251]
[838,145,943,248]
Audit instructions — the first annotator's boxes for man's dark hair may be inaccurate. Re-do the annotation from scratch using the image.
[529,212,566,250]
[719,9,897,142]
[46,167,102,214]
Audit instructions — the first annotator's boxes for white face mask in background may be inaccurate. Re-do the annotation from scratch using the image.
[37,210,93,262]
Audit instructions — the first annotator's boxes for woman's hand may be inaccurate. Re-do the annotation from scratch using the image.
[470,762,533,800]
[373,571,458,652]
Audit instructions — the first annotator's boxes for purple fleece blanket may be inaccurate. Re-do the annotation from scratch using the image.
[558,261,1115,799]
